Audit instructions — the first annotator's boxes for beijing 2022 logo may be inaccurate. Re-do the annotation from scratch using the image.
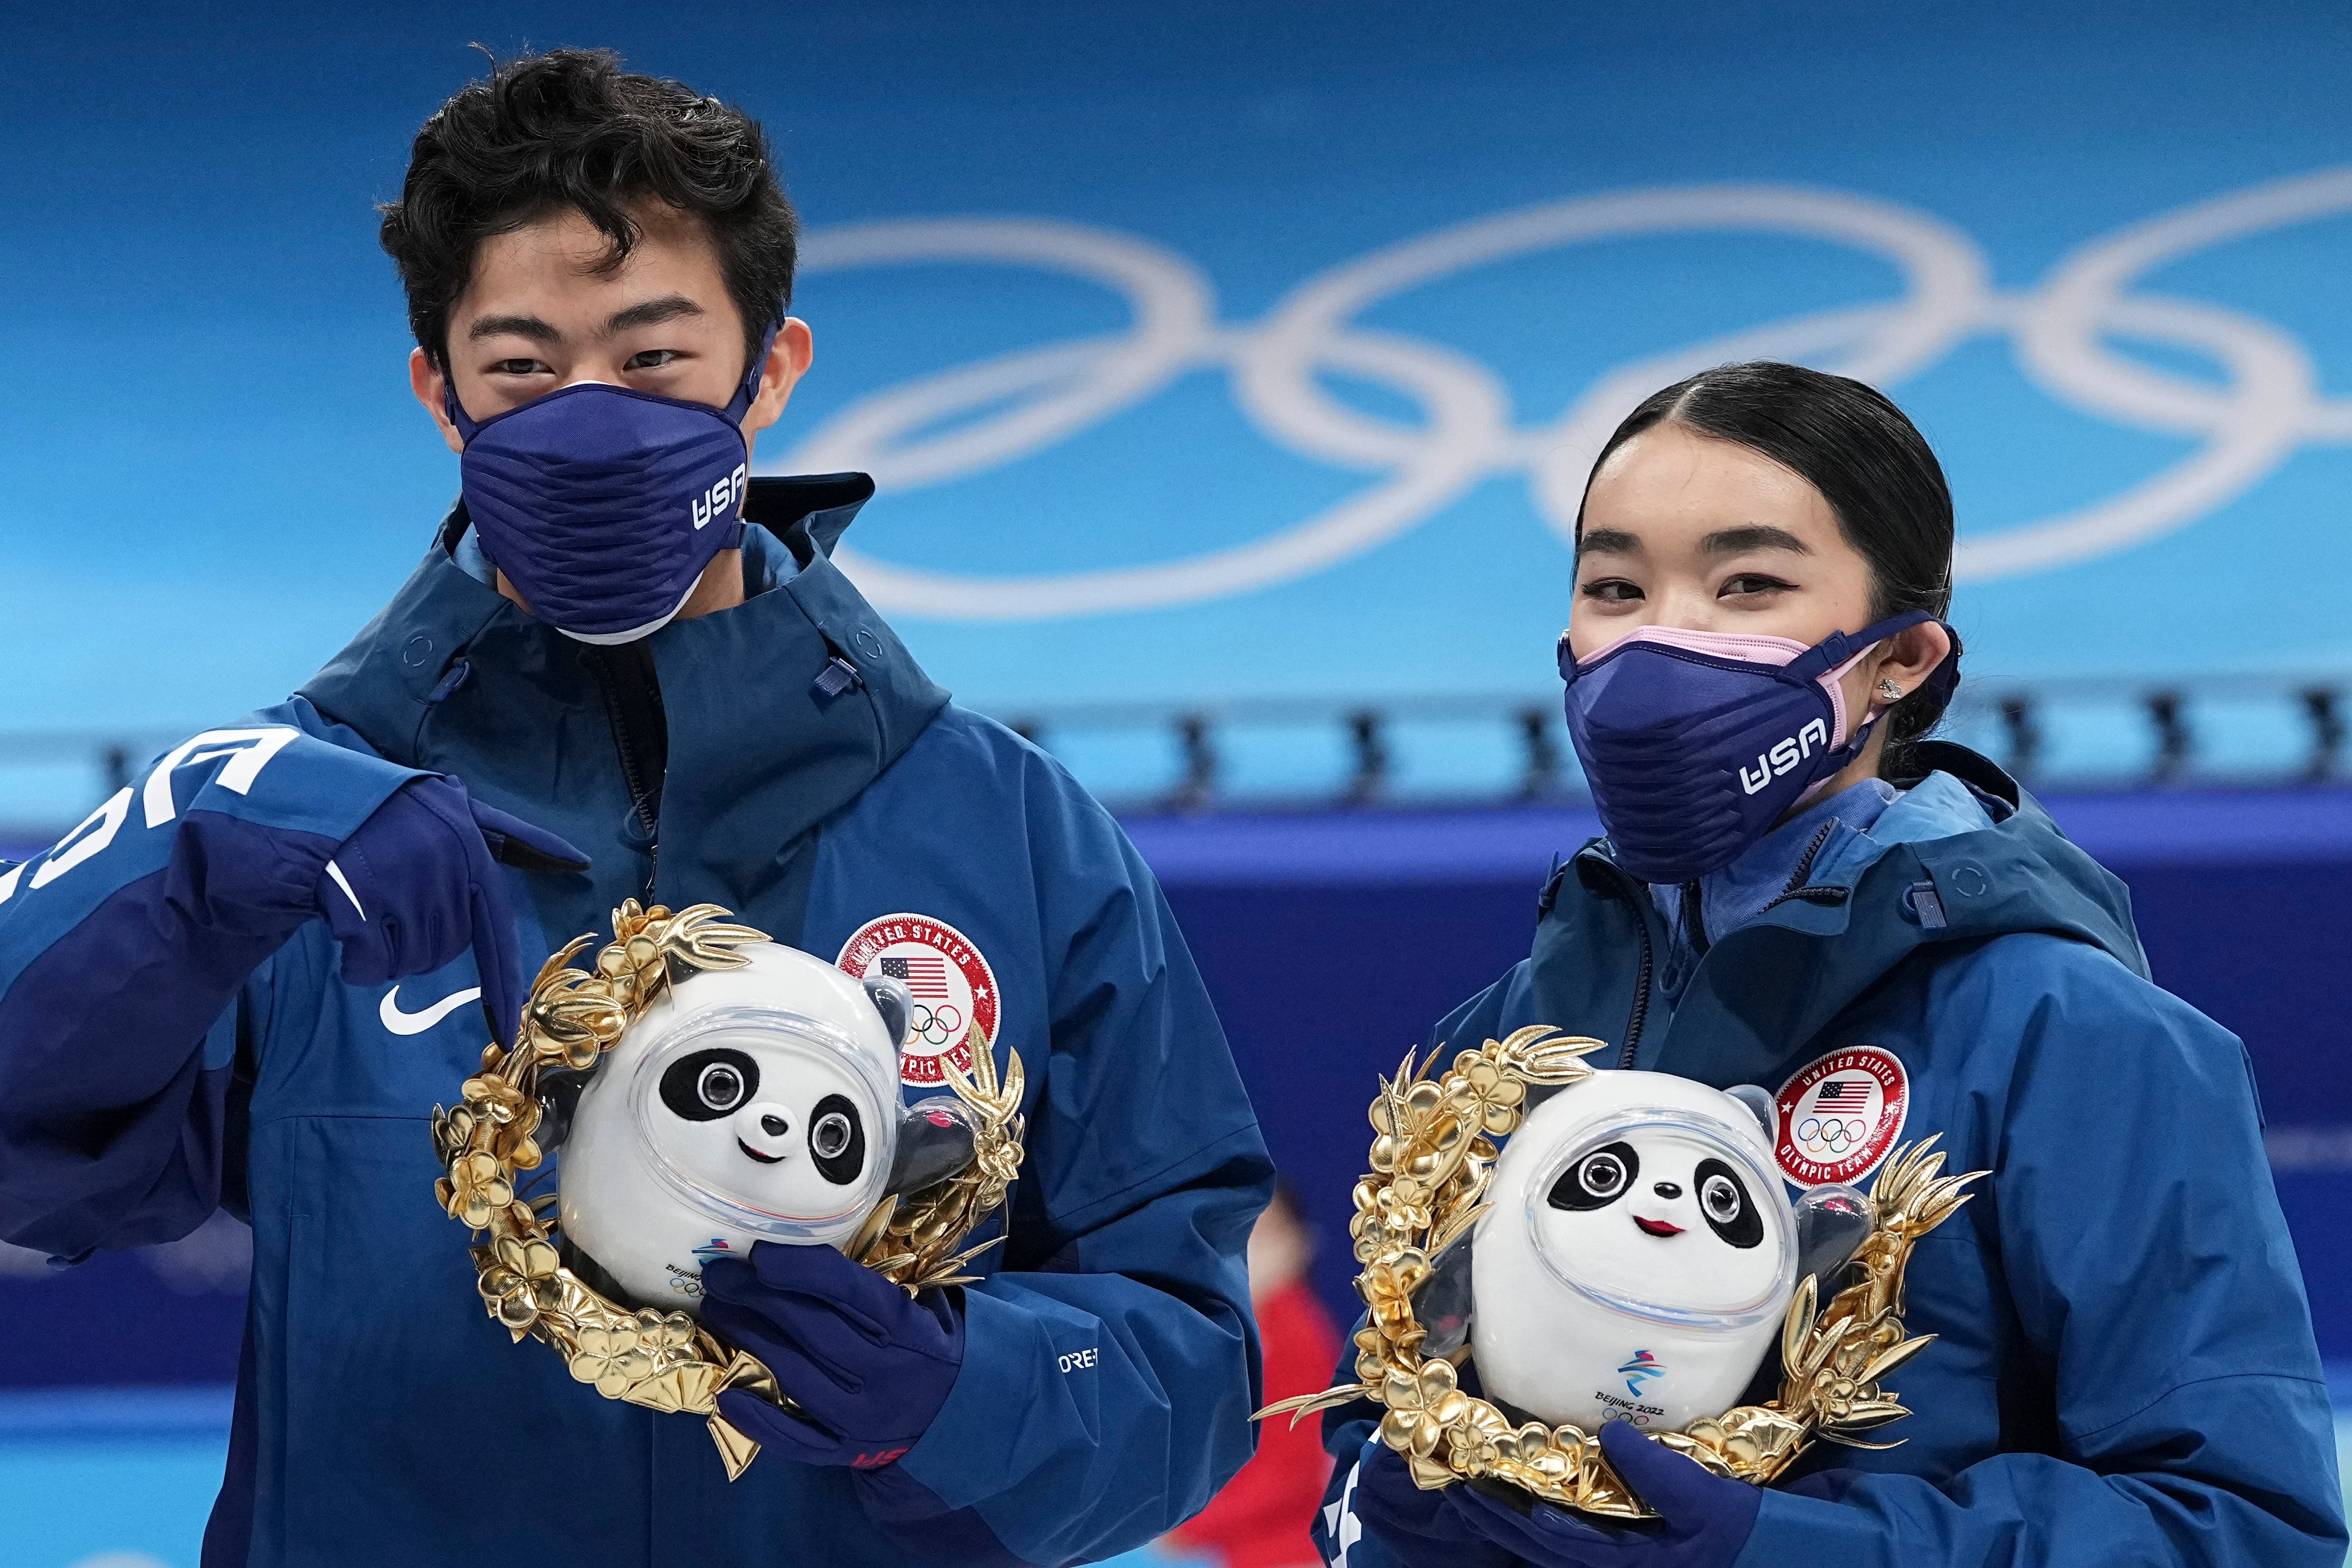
[777,170,2352,620]
[1619,1350,1666,1396]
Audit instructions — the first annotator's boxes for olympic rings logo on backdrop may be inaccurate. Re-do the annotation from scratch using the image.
[772,169,2352,622]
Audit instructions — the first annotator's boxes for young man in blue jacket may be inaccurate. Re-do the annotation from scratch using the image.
[0,49,1271,1567]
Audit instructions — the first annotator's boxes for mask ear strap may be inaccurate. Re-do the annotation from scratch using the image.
[443,376,482,447]
[1781,609,1939,686]
[725,319,785,425]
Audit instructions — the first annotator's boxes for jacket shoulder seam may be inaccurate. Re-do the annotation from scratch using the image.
[2070,1369,2326,1442]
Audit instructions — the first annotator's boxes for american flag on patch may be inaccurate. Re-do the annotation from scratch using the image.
[1814,1079,1871,1108]
[881,954,952,999]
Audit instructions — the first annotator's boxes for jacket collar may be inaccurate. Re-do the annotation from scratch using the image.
[1531,743,2148,1082]
[296,474,949,942]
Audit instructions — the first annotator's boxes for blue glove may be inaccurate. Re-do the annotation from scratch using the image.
[1450,1420,1761,1568]
[1335,1440,1518,1568]
[702,1239,964,1469]
[317,777,585,1044]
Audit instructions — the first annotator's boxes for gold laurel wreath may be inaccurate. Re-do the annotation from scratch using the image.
[1258,1026,1982,1517]
[430,899,1026,1480]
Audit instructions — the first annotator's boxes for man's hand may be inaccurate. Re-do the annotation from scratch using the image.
[702,1240,964,1469]
[1448,1420,1762,1568]
[316,777,586,1043]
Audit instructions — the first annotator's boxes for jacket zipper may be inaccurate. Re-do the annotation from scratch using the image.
[1612,865,1655,1070]
[1755,820,1850,915]
[1605,820,1851,1069]
[588,644,669,903]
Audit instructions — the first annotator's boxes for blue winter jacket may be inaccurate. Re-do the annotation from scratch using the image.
[1315,744,2345,1567]
[0,476,1273,1567]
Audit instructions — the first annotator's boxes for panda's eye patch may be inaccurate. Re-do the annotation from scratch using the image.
[658,1048,760,1122]
[1548,1142,1640,1210]
[1695,1158,1762,1249]
[809,1094,866,1186]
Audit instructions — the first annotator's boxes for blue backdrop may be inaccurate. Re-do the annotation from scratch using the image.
[8,1,2352,819]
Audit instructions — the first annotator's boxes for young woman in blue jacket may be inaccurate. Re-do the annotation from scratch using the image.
[1317,361,2346,1568]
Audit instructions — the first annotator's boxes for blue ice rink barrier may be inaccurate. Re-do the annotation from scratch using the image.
[0,1390,1211,1567]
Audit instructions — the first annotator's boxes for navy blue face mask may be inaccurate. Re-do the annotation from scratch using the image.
[445,322,780,644]
[1559,611,1957,886]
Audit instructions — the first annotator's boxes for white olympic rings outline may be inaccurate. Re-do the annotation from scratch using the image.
[776,170,2352,622]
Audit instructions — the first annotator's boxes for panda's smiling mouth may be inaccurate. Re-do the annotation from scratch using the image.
[1633,1215,1685,1237]
[736,1139,785,1165]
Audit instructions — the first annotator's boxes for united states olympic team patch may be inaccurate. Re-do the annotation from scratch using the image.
[836,914,1001,1088]
[1772,1045,1909,1187]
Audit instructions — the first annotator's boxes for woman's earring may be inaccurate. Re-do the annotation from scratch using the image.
[1877,678,1905,700]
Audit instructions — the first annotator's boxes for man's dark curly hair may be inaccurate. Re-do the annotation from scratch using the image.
[380,48,797,376]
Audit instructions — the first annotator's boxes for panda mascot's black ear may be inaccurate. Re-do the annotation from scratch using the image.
[534,1066,596,1151]
[888,1098,980,1195]
[1725,1084,1777,1139]
[1410,1233,1476,1359]
[1792,1184,1877,1298]
[864,974,914,1048]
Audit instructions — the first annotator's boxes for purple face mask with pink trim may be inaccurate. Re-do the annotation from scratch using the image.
[1558,611,1955,886]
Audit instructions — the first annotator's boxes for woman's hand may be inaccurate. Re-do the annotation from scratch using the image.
[1334,1441,1517,1568]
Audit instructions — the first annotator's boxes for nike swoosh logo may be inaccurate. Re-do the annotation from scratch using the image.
[380,985,483,1036]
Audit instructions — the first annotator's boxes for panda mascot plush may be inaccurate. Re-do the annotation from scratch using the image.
[1416,1070,1874,1434]
[548,940,977,1314]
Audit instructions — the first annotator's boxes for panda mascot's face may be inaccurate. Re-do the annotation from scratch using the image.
[554,942,908,1315]
[645,1036,876,1227]
[1468,1071,1803,1435]
[1531,1127,1783,1315]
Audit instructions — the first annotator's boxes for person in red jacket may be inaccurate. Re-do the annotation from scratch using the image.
[1172,1182,1344,1568]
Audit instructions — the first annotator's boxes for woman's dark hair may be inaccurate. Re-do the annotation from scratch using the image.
[1578,360,1961,779]
[379,48,798,379]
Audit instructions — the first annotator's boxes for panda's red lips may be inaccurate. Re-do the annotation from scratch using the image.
[737,1139,785,1165]
[1634,1215,1685,1237]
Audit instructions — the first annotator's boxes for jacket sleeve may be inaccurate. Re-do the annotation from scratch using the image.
[1737,939,2347,1568]
[0,713,414,1257]
[874,755,1274,1567]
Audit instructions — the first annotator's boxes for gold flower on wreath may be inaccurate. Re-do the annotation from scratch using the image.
[430,900,1029,1480]
[568,1311,698,1400]
[1259,1025,1984,1517]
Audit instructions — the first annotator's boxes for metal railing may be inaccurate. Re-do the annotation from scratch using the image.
[3,673,2348,832]
[991,672,2352,814]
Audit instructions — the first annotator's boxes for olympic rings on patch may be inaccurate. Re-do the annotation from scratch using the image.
[1795,1116,1871,1154]
[776,172,2352,620]
[902,1001,966,1048]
